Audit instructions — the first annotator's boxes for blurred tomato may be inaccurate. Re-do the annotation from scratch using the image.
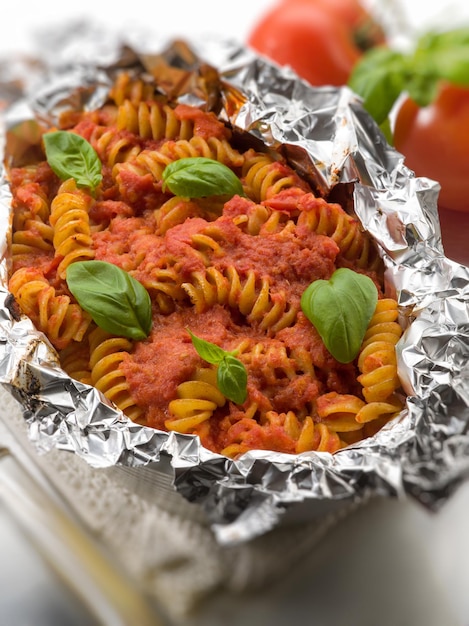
[247,0,385,86]
[394,82,469,214]
[283,0,386,49]
[394,82,469,264]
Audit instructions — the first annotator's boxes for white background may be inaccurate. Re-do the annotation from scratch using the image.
[1,1,469,625]
[0,0,469,57]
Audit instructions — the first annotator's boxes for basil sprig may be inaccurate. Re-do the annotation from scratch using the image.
[301,268,378,364]
[162,157,244,199]
[66,260,152,340]
[349,27,469,129]
[43,130,102,193]
[188,330,248,404]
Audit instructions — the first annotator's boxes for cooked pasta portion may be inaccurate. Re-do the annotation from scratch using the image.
[50,179,95,279]
[9,267,92,350]
[6,70,405,458]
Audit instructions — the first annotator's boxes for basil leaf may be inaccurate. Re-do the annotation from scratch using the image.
[410,32,469,104]
[348,47,408,125]
[188,330,248,404]
[217,355,248,405]
[404,69,440,109]
[348,27,469,126]
[66,260,152,340]
[300,268,378,364]
[416,28,469,82]
[162,157,244,199]
[43,130,102,192]
[187,330,227,364]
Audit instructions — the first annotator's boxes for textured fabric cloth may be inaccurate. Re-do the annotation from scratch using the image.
[0,388,356,621]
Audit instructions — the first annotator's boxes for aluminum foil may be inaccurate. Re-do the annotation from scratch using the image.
[2,23,469,546]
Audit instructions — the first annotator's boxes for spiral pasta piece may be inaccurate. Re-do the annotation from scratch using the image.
[238,340,297,384]
[135,257,186,314]
[316,392,366,433]
[233,204,296,237]
[154,196,201,235]
[295,417,343,454]
[356,298,404,423]
[117,100,194,141]
[12,181,51,230]
[49,179,95,279]
[8,267,92,350]
[220,411,343,458]
[115,135,245,190]
[188,229,225,265]
[296,196,381,271]
[158,136,245,169]
[182,266,298,333]
[88,327,143,423]
[231,203,272,235]
[108,72,157,106]
[88,125,142,167]
[114,148,169,184]
[242,152,308,202]
[11,218,54,260]
[166,367,225,433]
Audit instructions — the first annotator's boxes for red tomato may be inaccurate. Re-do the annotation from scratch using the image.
[394,82,469,213]
[247,0,385,86]
[282,0,385,48]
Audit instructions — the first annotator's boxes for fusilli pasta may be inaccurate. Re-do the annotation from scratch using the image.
[88,326,144,423]
[8,267,92,350]
[6,69,405,458]
[49,179,95,279]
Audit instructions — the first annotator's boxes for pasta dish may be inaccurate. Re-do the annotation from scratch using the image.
[6,70,405,458]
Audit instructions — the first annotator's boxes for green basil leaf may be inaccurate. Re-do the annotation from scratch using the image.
[66,260,152,340]
[411,47,469,103]
[187,330,227,364]
[433,47,469,86]
[217,355,248,405]
[162,157,244,199]
[300,268,378,364]
[415,28,469,64]
[43,130,102,192]
[349,27,469,125]
[404,69,440,109]
[188,330,248,404]
[348,47,408,124]
[407,30,469,105]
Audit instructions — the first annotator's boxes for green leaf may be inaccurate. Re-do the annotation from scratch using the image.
[187,330,227,364]
[348,47,408,124]
[66,260,152,340]
[416,28,469,64]
[404,69,440,108]
[162,157,244,199]
[300,268,378,364]
[410,29,469,103]
[349,27,469,125]
[188,330,248,404]
[43,130,102,192]
[217,355,248,404]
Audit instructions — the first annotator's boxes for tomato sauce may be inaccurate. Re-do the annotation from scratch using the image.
[91,189,376,454]
[8,97,392,458]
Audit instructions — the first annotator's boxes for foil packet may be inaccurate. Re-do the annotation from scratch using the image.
[1,24,469,546]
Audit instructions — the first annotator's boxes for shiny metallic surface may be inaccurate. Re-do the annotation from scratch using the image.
[1,28,469,546]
